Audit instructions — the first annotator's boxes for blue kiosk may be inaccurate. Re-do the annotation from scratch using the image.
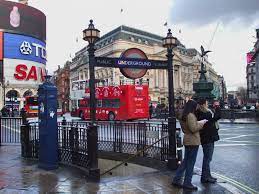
[38,75,58,170]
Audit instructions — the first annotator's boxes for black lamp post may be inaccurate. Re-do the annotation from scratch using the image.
[163,29,178,169]
[83,19,100,179]
[83,19,100,123]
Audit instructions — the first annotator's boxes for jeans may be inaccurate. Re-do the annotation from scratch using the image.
[201,143,214,179]
[173,145,199,184]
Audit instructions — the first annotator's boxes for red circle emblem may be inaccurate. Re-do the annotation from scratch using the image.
[119,48,148,79]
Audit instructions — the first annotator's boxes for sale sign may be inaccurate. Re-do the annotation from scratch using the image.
[4,58,46,85]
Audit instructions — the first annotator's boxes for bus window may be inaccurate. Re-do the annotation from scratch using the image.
[102,99,120,108]
[26,97,38,105]
[97,100,102,108]
[79,99,89,107]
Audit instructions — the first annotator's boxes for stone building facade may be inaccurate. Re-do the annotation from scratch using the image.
[54,62,70,112]
[246,61,257,99]
[252,29,259,99]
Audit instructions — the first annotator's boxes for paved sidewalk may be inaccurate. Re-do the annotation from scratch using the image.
[0,146,241,193]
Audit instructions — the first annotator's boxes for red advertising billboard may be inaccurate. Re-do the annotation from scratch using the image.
[0,31,2,60]
[0,1,46,42]
[247,52,255,64]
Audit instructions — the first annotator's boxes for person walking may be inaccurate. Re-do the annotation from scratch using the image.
[196,99,221,183]
[1,106,8,117]
[172,99,207,190]
[149,103,153,119]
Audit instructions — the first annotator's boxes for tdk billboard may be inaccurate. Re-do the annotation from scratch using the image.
[4,33,46,65]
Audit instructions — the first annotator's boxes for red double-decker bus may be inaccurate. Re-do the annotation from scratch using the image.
[24,96,38,117]
[74,85,149,121]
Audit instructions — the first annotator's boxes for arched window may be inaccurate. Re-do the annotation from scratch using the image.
[6,90,19,99]
[23,90,33,97]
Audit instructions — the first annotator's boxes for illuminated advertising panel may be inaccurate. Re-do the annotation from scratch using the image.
[0,32,3,60]
[247,52,255,64]
[4,58,46,85]
[4,33,46,65]
[0,1,46,41]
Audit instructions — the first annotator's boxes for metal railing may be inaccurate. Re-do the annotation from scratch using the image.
[0,117,23,145]
[20,119,184,179]
[21,120,180,169]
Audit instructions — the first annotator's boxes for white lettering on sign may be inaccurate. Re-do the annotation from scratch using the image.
[118,60,151,67]
[32,43,47,59]
[50,111,55,118]
[20,41,46,59]
[4,58,46,85]
[134,97,143,101]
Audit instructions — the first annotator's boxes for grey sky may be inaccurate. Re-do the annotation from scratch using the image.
[10,0,259,91]
[171,0,259,26]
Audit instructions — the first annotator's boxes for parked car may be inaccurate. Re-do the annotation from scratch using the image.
[250,106,255,110]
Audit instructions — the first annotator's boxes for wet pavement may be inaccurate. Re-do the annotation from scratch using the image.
[196,123,259,194]
[219,118,259,124]
[0,146,241,193]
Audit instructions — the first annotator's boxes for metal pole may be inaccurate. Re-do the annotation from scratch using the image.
[87,41,100,180]
[3,83,5,106]
[222,79,225,104]
[167,47,178,170]
[11,93,14,117]
[87,43,96,123]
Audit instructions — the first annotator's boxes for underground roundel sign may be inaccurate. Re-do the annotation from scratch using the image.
[119,48,148,79]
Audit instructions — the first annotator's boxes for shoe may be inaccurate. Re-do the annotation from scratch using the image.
[201,177,217,183]
[183,183,198,190]
[209,175,217,181]
[172,180,182,188]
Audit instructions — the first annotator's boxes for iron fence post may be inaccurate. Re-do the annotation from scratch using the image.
[137,122,147,156]
[119,121,123,153]
[69,126,75,164]
[113,121,117,152]
[20,108,27,125]
[161,122,168,161]
[21,124,30,158]
[87,124,100,180]
[69,126,79,165]
[62,116,67,148]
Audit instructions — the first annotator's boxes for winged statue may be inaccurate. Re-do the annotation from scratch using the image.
[200,45,212,57]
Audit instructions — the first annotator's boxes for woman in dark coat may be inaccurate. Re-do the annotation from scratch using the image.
[196,99,221,183]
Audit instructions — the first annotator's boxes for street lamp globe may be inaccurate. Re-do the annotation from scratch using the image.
[83,20,100,44]
[162,29,177,49]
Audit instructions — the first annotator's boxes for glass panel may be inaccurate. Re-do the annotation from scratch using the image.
[26,97,38,105]
[102,99,120,108]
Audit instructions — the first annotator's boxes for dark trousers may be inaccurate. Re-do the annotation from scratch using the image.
[201,143,214,179]
[173,145,199,184]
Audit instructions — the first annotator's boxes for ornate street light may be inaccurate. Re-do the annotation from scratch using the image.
[83,19,100,122]
[82,19,100,179]
[162,29,177,49]
[163,29,178,169]
[83,20,100,44]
